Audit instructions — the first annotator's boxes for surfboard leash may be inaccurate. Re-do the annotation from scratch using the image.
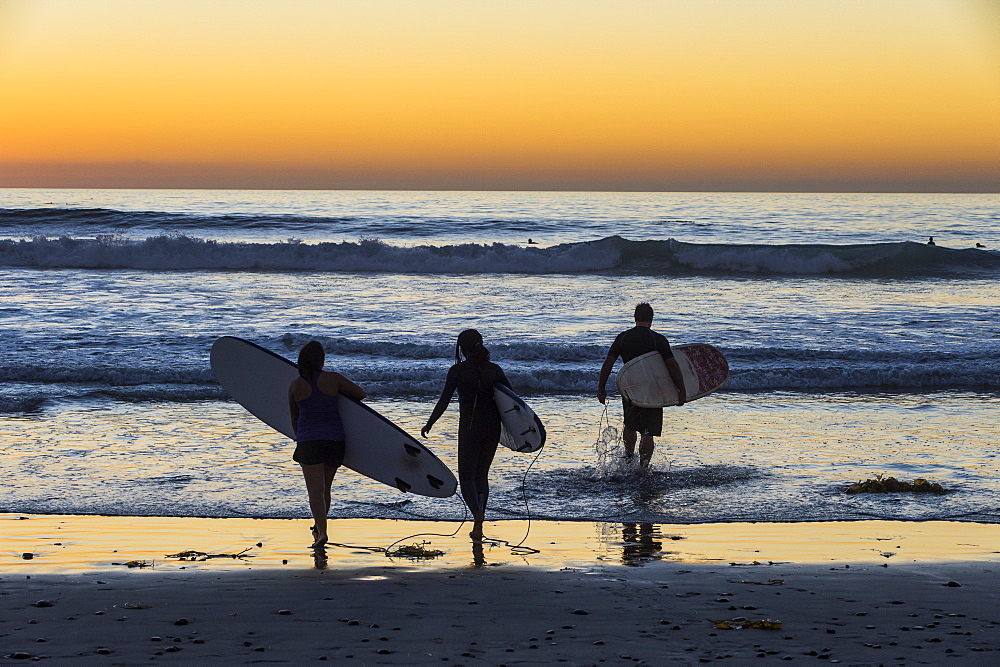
[326,499,471,557]
[481,444,543,555]
[594,401,624,470]
[329,357,480,557]
[331,383,546,558]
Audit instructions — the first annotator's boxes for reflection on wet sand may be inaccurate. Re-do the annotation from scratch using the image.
[313,544,328,569]
[4,515,998,575]
[471,540,486,568]
[621,523,666,566]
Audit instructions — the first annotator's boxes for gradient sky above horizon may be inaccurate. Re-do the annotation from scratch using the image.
[1,0,998,191]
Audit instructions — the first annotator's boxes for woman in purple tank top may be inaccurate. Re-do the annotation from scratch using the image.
[288,340,366,548]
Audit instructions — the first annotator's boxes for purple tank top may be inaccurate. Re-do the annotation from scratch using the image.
[295,373,345,442]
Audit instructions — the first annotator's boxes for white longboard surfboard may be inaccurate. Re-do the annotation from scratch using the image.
[615,343,729,408]
[494,383,546,453]
[210,336,457,498]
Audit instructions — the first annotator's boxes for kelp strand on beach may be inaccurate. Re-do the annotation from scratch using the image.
[165,547,255,561]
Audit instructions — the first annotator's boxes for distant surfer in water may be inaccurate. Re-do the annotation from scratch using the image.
[288,340,366,548]
[597,302,687,469]
[927,236,936,245]
[422,329,512,540]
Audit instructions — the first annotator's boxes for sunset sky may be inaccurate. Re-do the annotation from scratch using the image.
[1,0,998,191]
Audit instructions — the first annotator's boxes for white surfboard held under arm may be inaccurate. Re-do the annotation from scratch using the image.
[615,343,729,408]
[494,383,546,453]
[210,336,457,498]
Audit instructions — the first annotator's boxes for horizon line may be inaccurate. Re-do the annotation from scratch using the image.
[2,186,998,195]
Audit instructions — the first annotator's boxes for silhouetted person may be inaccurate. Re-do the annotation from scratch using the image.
[423,329,512,540]
[597,302,687,468]
[927,236,936,246]
[288,341,366,548]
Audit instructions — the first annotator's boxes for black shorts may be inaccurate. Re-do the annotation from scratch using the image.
[622,397,663,437]
[293,439,346,467]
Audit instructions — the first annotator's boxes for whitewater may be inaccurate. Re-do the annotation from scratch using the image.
[1,189,997,525]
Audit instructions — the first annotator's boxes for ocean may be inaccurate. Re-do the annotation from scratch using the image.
[1,189,997,525]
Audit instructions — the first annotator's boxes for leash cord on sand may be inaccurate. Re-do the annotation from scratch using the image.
[329,439,545,557]
[331,383,480,556]
[478,402,620,551]
[481,445,543,555]
[327,499,470,556]
[330,444,545,557]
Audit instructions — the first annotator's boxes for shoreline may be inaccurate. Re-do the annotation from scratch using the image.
[4,514,999,573]
[3,515,999,663]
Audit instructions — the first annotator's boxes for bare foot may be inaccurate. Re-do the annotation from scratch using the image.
[470,516,484,540]
[311,534,328,548]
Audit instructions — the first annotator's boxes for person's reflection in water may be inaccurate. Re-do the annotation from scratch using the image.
[621,523,663,566]
[471,540,487,568]
[312,544,329,570]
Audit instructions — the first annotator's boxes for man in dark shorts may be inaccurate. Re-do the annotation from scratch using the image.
[597,302,687,468]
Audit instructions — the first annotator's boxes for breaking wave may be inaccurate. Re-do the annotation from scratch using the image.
[1,234,997,277]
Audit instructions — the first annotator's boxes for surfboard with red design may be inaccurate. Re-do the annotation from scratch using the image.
[615,344,729,408]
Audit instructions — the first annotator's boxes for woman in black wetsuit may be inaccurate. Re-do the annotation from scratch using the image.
[421,329,511,540]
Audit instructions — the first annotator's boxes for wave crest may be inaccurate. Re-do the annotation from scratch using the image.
[2,234,995,276]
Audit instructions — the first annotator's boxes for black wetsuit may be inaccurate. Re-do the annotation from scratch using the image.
[608,326,674,436]
[425,360,511,517]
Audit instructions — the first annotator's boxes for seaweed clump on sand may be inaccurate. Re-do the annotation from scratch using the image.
[387,542,445,559]
[164,547,255,561]
[845,474,947,495]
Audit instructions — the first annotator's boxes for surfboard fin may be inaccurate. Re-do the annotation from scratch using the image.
[426,475,444,489]
[403,443,421,457]
[395,477,412,493]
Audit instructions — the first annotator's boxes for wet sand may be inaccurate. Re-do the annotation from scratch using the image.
[2,514,999,663]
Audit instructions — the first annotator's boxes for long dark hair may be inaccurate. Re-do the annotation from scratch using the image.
[297,340,325,378]
[455,329,490,365]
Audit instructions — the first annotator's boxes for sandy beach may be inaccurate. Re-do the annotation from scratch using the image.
[2,514,998,664]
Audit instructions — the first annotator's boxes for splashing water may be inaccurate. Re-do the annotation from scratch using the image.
[594,423,619,474]
[593,409,675,480]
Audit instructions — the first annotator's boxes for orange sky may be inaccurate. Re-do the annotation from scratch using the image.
[1,0,998,191]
